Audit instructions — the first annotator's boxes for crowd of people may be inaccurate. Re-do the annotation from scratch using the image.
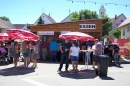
[56,39,120,73]
[0,39,39,68]
[0,38,120,72]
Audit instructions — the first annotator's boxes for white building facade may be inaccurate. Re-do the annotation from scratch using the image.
[99,5,106,18]
[34,13,56,25]
[112,14,126,29]
[118,16,130,39]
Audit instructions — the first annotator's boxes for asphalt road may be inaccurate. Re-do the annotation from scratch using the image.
[0,61,130,86]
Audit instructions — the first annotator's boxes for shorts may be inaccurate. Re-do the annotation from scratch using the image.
[70,56,79,61]
[11,51,19,58]
[33,53,40,59]
[93,55,97,62]
[23,52,31,58]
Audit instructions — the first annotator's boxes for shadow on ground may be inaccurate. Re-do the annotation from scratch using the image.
[99,76,115,80]
[0,65,35,76]
[58,69,97,79]
[58,69,115,80]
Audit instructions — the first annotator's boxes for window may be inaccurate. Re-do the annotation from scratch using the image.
[127,27,130,32]
[101,12,104,15]
[121,20,124,22]
[123,29,125,36]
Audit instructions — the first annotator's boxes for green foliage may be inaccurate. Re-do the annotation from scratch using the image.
[37,16,44,24]
[0,16,10,21]
[112,29,121,38]
[70,9,98,21]
[101,14,113,36]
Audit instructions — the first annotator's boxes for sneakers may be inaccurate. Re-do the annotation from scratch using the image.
[57,69,62,73]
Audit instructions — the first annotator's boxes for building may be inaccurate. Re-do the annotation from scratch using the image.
[13,24,33,31]
[108,14,127,37]
[0,18,16,33]
[118,16,130,39]
[61,14,71,23]
[99,5,106,18]
[112,14,127,29]
[28,19,108,42]
[34,13,56,25]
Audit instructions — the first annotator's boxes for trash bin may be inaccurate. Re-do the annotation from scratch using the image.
[96,55,109,77]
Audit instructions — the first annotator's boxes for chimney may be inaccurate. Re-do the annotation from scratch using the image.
[115,15,117,20]
[48,13,50,18]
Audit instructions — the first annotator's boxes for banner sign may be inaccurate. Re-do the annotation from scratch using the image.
[108,38,130,56]
[79,24,96,29]
[60,31,71,34]
[37,31,54,35]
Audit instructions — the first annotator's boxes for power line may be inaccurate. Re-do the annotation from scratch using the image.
[67,0,130,7]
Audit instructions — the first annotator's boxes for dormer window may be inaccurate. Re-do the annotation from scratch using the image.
[121,20,123,22]
[101,12,104,15]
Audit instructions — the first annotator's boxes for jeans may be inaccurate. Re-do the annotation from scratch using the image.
[42,48,48,60]
[87,52,91,64]
[51,51,58,62]
[114,53,120,65]
[58,53,69,71]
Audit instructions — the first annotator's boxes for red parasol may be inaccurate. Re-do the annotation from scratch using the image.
[7,29,39,41]
[59,32,95,41]
[0,33,9,41]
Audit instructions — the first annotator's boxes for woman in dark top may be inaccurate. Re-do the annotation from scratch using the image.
[108,41,114,63]
[80,42,86,62]
[103,42,109,55]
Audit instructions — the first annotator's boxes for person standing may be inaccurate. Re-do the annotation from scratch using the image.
[103,42,109,55]
[42,41,49,60]
[50,39,59,62]
[113,44,120,66]
[58,39,71,72]
[80,41,86,62]
[69,41,80,72]
[31,41,40,68]
[12,42,19,68]
[92,39,102,69]
[22,41,31,68]
[108,41,114,64]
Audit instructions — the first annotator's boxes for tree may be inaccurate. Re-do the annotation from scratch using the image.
[0,16,10,21]
[37,16,44,24]
[112,29,121,38]
[101,14,113,36]
[70,9,98,21]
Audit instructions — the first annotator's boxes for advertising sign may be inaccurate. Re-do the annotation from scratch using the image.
[79,24,96,29]
[37,31,54,35]
[108,38,130,56]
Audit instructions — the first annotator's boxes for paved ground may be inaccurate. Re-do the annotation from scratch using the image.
[0,60,130,86]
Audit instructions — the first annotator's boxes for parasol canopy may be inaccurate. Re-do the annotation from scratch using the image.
[59,32,95,41]
[6,29,39,41]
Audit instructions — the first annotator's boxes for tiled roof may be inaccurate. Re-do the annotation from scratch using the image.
[112,13,126,23]
[0,18,16,29]
[118,16,130,28]
[13,24,25,29]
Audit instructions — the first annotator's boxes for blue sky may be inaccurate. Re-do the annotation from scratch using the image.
[0,0,130,24]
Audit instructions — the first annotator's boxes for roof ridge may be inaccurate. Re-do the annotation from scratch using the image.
[61,13,72,22]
